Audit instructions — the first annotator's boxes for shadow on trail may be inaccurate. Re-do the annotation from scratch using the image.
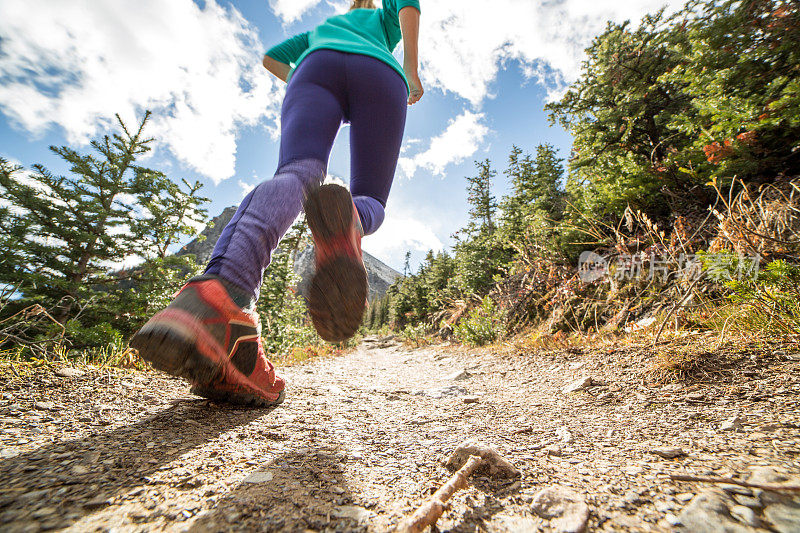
[188,445,360,532]
[0,399,272,531]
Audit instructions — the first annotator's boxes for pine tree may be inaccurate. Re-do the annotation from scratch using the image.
[498,146,532,242]
[546,9,695,220]
[546,0,800,225]
[498,144,566,254]
[453,159,511,295]
[662,0,800,184]
[0,112,208,347]
[375,295,389,328]
[423,251,456,311]
[402,251,412,277]
[464,159,497,237]
[365,299,377,329]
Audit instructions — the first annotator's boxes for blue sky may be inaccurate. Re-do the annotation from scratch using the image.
[0,0,679,272]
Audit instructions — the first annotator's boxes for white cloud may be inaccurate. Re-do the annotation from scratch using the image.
[268,0,326,24]
[324,174,348,188]
[269,0,354,23]
[362,211,443,270]
[0,0,683,187]
[238,180,256,198]
[0,0,284,184]
[265,0,680,179]
[399,110,488,178]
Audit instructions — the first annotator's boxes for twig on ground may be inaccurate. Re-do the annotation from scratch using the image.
[683,398,717,405]
[399,455,483,533]
[670,474,800,493]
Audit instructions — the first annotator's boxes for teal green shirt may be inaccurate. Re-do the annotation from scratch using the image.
[266,0,421,93]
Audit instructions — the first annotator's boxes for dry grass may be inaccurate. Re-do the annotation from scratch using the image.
[86,345,145,370]
[645,346,711,383]
[271,342,351,367]
[641,329,789,384]
[2,342,146,374]
[500,320,791,387]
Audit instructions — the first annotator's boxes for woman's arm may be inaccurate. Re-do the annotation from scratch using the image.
[263,32,310,83]
[262,55,291,83]
[399,6,423,105]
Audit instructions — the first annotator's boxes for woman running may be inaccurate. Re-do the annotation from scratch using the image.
[131,0,423,406]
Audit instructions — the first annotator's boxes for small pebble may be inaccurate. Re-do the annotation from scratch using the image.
[720,416,743,431]
[242,471,274,483]
[650,447,686,459]
[55,368,85,378]
[733,494,762,509]
[730,505,760,527]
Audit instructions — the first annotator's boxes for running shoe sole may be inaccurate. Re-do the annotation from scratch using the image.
[304,184,368,342]
[190,386,285,407]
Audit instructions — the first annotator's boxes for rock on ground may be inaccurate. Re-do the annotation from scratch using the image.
[562,377,594,394]
[531,485,589,533]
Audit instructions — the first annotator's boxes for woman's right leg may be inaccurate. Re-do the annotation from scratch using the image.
[205,50,348,303]
[132,51,346,405]
[302,54,407,342]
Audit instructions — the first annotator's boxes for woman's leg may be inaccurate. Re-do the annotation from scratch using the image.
[205,51,347,302]
[132,51,351,405]
[345,54,408,235]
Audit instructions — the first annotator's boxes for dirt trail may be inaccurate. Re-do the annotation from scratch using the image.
[1,337,799,532]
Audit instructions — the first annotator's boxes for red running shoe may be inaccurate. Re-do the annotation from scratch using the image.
[130,277,285,406]
[303,183,368,342]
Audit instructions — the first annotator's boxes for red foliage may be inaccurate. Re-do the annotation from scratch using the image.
[736,131,758,146]
[703,140,734,164]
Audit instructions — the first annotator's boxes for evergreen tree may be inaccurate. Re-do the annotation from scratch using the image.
[375,294,389,328]
[0,113,208,347]
[499,144,566,252]
[402,250,412,277]
[546,9,694,220]
[546,0,800,226]
[499,146,533,243]
[453,159,511,295]
[663,0,800,184]
[422,251,457,311]
[464,159,497,236]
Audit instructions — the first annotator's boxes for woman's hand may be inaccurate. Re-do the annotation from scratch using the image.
[399,6,422,106]
[407,71,424,105]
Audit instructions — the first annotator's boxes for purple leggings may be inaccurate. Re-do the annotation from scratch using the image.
[205,50,408,300]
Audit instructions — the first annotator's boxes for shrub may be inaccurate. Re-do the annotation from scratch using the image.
[454,296,505,346]
[399,322,429,347]
[725,259,800,336]
[62,320,124,350]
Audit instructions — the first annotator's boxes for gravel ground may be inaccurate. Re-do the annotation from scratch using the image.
[1,335,798,532]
